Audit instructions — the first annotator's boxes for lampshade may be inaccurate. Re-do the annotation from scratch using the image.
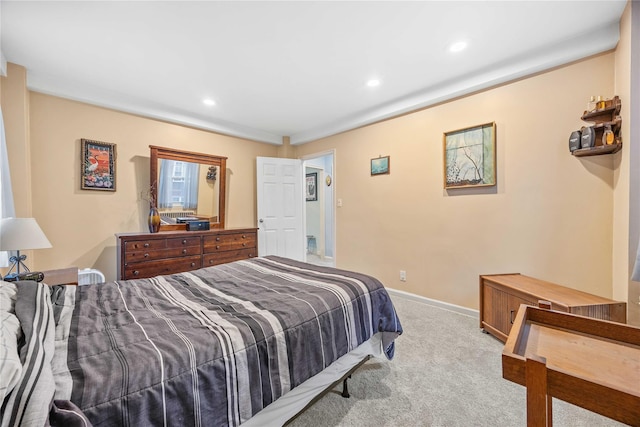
[0,217,52,251]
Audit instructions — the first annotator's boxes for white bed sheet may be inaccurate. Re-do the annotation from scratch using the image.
[240,333,384,426]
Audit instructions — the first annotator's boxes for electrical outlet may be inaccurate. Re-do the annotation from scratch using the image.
[400,270,406,282]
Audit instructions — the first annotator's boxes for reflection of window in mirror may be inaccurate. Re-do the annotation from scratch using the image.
[158,160,200,210]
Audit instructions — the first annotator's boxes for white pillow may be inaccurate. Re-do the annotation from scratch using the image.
[0,281,23,402]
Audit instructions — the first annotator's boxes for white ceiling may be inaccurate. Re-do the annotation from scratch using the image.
[0,1,627,145]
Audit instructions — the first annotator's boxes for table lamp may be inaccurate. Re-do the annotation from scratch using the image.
[0,217,52,278]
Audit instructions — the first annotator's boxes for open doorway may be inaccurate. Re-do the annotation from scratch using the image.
[303,151,335,267]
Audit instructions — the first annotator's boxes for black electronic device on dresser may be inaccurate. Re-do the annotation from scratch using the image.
[186,220,210,231]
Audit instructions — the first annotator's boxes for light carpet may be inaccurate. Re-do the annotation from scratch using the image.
[288,293,625,427]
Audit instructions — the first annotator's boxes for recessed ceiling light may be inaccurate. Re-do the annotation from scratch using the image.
[366,79,381,87]
[449,41,467,53]
[202,98,216,106]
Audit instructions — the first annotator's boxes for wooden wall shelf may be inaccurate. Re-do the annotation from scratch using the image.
[572,95,622,157]
[572,143,622,157]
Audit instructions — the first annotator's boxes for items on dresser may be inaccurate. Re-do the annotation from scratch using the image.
[479,273,627,342]
[116,228,257,280]
[186,220,210,231]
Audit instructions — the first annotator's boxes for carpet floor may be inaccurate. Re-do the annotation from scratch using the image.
[288,293,625,427]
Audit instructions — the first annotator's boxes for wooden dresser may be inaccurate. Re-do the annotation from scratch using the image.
[480,273,627,342]
[116,228,257,280]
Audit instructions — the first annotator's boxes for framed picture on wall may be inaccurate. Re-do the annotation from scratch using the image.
[443,122,496,189]
[306,172,317,201]
[371,156,390,176]
[81,139,117,191]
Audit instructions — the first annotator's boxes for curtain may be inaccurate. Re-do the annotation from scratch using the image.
[157,159,173,209]
[0,107,16,267]
[632,249,640,282]
[157,160,199,210]
[183,162,199,210]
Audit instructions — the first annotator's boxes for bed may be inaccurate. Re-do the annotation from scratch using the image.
[1,256,402,427]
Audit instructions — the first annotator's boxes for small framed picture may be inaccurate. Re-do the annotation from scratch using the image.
[306,172,317,201]
[81,139,116,191]
[371,156,390,176]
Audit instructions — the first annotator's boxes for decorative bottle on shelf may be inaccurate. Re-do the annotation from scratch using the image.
[603,125,614,146]
[587,96,596,113]
[148,206,161,233]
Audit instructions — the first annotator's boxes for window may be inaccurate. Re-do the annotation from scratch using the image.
[158,159,200,210]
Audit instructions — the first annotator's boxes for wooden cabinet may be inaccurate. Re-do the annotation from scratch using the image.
[480,273,627,342]
[117,228,257,280]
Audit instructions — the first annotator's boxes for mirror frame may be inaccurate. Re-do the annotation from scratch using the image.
[150,145,227,231]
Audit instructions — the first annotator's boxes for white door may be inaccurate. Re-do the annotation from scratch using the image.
[256,157,305,260]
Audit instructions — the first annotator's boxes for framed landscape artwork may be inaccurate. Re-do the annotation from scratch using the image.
[443,122,496,189]
[371,156,390,176]
[81,139,117,191]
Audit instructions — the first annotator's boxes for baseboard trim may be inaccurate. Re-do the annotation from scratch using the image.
[386,287,479,319]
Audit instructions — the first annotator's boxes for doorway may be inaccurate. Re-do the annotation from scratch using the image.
[303,151,335,267]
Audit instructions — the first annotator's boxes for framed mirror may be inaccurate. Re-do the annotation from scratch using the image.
[150,145,227,231]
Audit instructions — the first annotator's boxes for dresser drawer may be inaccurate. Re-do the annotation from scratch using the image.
[123,256,202,280]
[203,248,256,267]
[125,245,202,263]
[203,232,256,253]
[125,237,201,252]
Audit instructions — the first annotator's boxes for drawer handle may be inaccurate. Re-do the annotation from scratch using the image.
[209,259,214,264]
[144,253,149,258]
[190,262,196,267]
[249,253,253,258]
[144,243,150,248]
[242,235,246,238]
[216,245,220,250]
[242,243,246,247]
[182,239,187,244]
[216,237,220,242]
[510,310,515,324]
[133,270,139,276]
[182,249,187,254]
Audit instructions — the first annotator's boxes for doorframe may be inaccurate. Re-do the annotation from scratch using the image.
[301,149,336,266]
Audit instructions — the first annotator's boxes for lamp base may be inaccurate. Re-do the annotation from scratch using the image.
[3,251,31,280]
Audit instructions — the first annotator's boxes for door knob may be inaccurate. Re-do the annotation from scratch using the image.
[259,218,264,223]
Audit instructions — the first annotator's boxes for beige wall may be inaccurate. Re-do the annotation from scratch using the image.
[1,26,634,315]
[295,53,618,310]
[1,65,278,281]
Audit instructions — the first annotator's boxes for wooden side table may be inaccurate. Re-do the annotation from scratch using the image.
[42,267,79,286]
[503,305,640,426]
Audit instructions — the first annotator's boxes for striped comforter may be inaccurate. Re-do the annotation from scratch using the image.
[1,256,402,427]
